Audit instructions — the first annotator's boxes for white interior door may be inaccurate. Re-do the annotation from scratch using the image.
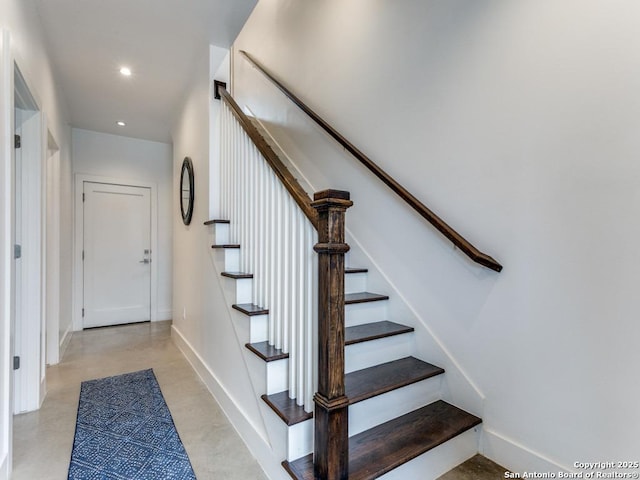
[83,182,151,328]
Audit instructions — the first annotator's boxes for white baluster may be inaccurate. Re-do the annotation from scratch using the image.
[219,105,321,411]
[273,182,283,350]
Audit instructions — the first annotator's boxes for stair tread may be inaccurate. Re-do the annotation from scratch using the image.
[345,267,368,274]
[204,219,230,225]
[345,292,389,304]
[245,341,288,362]
[261,391,313,426]
[222,271,253,279]
[247,321,413,363]
[262,357,443,425]
[211,244,240,249]
[232,303,269,316]
[346,357,444,404]
[283,400,482,480]
[345,321,414,345]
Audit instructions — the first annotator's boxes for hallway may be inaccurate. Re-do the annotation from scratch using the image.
[11,321,267,479]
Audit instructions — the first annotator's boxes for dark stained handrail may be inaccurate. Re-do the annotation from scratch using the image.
[239,50,502,272]
[217,86,319,231]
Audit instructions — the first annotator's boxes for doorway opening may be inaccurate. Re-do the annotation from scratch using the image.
[13,64,45,414]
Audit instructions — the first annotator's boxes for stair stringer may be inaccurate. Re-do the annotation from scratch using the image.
[209,223,314,464]
[206,229,278,449]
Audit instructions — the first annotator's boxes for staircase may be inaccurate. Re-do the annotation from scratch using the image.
[208,81,496,479]
[207,218,482,479]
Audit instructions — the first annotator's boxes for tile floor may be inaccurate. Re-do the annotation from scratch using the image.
[12,320,508,480]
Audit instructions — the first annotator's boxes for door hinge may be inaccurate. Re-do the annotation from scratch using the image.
[82,308,85,317]
[82,193,85,202]
[82,250,84,261]
[14,244,21,259]
[14,135,21,149]
[13,356,20,370]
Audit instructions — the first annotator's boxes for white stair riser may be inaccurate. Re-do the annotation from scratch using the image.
[260,402,314,462]
[345,335,412,373]
[213,222,230,244]
[287,419,313,462]
[266,358,289,395]
[248,314,269,343]
[220,274,253,305]
[345,301,389,326]
[234,278,252,304]
[224,248,240,272]
[211,247,240,272]
[245,354,289,396]
[348,376,443,436]
[345,272,367,294]
[377,427,480,480]
[230,310,268,344]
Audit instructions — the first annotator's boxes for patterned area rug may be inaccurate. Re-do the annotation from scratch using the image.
[68,369,196,479]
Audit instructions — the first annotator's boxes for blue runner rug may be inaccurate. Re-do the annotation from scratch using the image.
[68,369,196,479]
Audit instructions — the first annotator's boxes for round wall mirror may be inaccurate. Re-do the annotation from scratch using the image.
[180,157,194,225]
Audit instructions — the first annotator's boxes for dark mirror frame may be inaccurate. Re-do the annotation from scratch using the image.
[180,157,194,225]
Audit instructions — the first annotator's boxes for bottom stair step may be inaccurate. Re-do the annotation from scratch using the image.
[283,400,481,480]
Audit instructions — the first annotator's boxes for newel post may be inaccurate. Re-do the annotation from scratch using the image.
[311,189,353,480]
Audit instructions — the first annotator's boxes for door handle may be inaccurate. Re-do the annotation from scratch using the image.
[139,259,150,264]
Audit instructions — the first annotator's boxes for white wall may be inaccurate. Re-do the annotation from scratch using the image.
[230,0,640,473]
[72,128,173,321]
[0,0,71,476]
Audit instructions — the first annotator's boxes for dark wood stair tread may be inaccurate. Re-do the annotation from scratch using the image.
[247,321,413,363]
[261,391,313,426]
[204,219,230,225]
[211,244,240,249]
[345,292,389,304]
[263,357,442,425]
[283,400,482,480]
[232,303,269,315]
[345,267,368,274]
[346,357,443,404]
[222,271,253,279]
[345,321,414,345]
[245,341,288,362]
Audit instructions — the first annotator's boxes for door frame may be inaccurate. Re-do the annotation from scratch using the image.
[13,84,45,414]
[73,174,159,331]
[0,28,13,478]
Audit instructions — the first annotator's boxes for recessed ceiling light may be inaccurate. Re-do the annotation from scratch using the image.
[119,67,132,76]
[116,121,126,127]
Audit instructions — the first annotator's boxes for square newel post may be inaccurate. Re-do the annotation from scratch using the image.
[311,189,353,480]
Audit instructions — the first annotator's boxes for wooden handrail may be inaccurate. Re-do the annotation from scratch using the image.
[239,50,503,273]
[217,86,319,231]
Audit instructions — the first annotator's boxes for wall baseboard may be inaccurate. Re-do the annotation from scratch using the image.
[59,325,72,359]
[170,325,291,480]
[482,428,569,475]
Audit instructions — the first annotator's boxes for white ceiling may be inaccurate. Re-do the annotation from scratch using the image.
[34,0,257,143]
